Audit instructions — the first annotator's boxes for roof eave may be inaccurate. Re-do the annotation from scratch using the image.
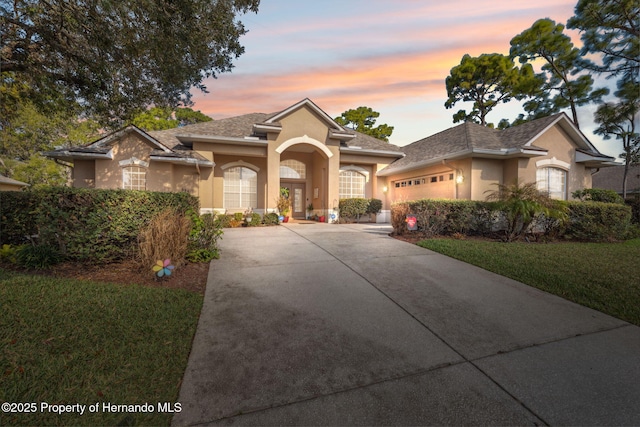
[377,148,547,176]
[43,149,114,161]
[176,134,269,146]
[330,130,356,140]
[340,147,405,158]
[575,150,619,167]
[149,155,215,167]
[253,124,281,133]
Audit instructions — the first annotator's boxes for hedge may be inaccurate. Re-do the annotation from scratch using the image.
[339,198,382,222]
[564,201,632,241]
[391,198,633,242]
[0,187,199,263]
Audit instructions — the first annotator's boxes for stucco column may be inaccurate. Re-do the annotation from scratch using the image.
[266,143,281,212]
[326,146,341,219]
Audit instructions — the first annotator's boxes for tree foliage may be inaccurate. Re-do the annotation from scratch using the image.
[567,0,639,82]
[593,81,640,198]
[131,107,212,131]
[444,53,540,126]
[334,106,394,141]
[1,0,260,125]
[509,18,608,128]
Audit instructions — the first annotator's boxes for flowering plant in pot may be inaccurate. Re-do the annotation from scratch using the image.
[276,187,291,222]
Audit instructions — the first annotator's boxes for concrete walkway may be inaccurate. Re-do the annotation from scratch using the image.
[173,223,640,426]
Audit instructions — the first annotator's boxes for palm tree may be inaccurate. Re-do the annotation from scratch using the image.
[485,181,567,242]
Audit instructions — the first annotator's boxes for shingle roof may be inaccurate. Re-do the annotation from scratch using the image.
[149,113,273,148]
[148,110,403,154]
[592,165,640,194]
[379,113,599,175]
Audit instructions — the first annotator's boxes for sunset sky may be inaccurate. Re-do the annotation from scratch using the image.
[190,0,620,157]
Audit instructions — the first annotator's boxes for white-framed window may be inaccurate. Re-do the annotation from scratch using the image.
[537,167,567,200]
[224,166,257,208]
[280,159,306,179]
[123,166,146,190]
[339,170,366,199]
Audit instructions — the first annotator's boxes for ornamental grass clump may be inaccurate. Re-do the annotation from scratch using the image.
[137,208,191,271]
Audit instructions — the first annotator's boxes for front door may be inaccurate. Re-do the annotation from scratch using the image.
[281,182,306,219]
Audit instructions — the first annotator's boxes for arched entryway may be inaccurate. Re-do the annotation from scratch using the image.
[275,137,332,220]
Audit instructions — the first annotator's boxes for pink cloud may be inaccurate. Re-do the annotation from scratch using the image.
[192,0,581,123]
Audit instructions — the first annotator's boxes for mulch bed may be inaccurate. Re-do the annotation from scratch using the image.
[2,259,210,295]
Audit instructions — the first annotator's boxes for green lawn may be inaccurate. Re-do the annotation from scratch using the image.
[0,270,203,426]
[417,238,640,326]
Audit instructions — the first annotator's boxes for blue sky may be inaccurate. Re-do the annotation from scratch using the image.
[191,0,620,157]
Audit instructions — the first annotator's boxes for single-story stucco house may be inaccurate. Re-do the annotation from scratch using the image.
[0,175,29,191]
[45,98,616,222]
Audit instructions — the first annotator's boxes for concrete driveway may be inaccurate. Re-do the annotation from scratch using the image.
[173,223,640,426]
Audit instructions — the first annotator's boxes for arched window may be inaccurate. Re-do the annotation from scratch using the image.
[537,167,567,200]
[224,166,257,208]
[123,166,146,190]
[339,170,366,199]
[280,159,306,179]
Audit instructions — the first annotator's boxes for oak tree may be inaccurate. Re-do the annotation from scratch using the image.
[1,0,259,126]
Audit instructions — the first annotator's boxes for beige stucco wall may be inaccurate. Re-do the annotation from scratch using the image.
[93,134,152,189]
[471,158,504,200]
[72,160,96,188]
[517,124,590,199]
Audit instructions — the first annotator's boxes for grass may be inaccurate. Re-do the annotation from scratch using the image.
[0,270,203,426]
[417,238,640,326]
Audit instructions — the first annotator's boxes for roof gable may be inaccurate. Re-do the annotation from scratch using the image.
[90,125,171,153]
[264,98,347,133]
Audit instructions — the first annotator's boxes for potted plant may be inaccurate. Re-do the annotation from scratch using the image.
[276,187,291,223]
[306,203,314,219]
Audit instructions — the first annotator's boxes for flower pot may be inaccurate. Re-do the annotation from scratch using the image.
[319,215,325,223]
[283,216,289,223]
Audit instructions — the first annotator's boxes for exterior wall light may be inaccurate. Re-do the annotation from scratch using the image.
[383,186,388,193]
[456,175,464,184]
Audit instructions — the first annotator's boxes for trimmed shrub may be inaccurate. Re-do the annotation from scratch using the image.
[627,195,640,225]
[572,188,625,204]
[565,201,632,241]
[0,187,199,264]
[366,198,383,215]
[391,199,484,237]
[187,213,223,262]
[339,198,382,222]
[247,213,262,227]
[262,212,280,226]
[214,214,234,228]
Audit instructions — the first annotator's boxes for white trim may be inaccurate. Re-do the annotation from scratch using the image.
[119,157,149,168]
[275,135,334,158]
[220,160,260,172]
[536,157,570,170]
[340,165,370,177]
